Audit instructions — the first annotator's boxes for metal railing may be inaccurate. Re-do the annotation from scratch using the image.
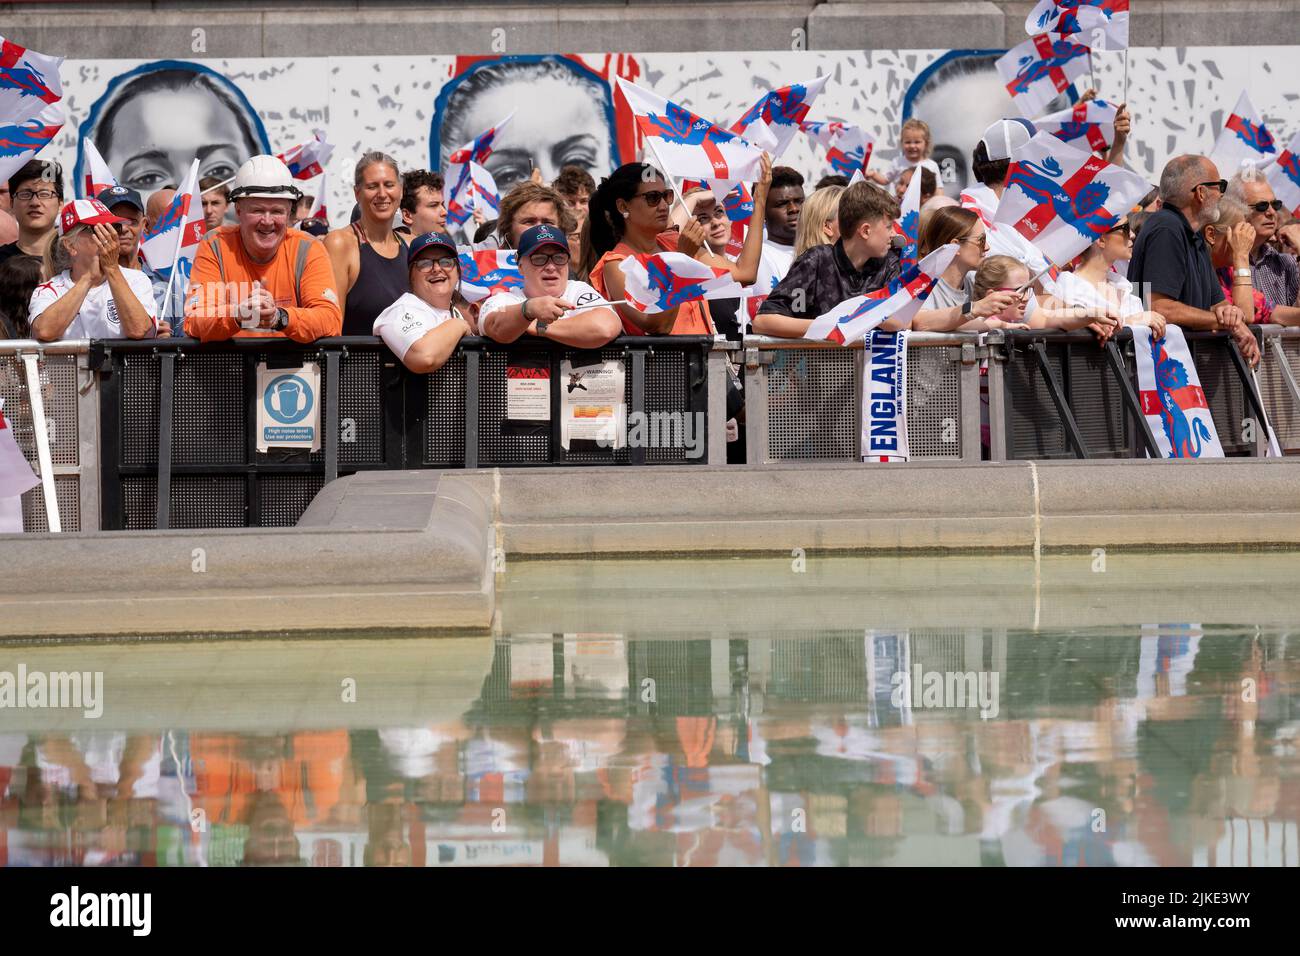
[985,327,1273,460]
[94,335,729,530]
[742,332,984,463]
[0,340,99,534]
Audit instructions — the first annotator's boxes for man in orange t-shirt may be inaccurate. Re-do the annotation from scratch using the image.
[185,155,341,342]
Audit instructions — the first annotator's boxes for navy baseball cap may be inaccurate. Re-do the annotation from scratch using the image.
[407,231,457,265]
[517,223,568,258]
[97,185,144,214]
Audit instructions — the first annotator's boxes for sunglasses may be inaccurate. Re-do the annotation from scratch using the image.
[637,189,674,208]
[960,234,989,250]
[1197,179,1228,194]
[1107,223,1131,237]
[1247,199,1284,214]
[528,251,570,268]
[413,255,457,273]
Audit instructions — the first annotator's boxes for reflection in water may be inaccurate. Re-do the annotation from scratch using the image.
[1,627,1298,867]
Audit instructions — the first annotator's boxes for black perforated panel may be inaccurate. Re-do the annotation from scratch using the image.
[766,349,857,460]
[1007,345,1068,458]
[259,474,327,527]
[1067,346,1127,457]
[1194,339,1250,454]
[424,351,467,466]
[338,350,385,465]
[478,350,550,465]
[173,353,245,465]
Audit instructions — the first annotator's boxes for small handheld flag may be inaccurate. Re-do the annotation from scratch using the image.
[447,162,500,229]
[307,171,328,222]
[996,34,1090,119]
[617,77,764,182]
[458,249,523,303]
[0,100,62,185]
[801,120,874,179]
[1266,130,1300,218]
[1210,91,1277,175]
[804,244,958,345]
[995,131,1151,266]
[895,163,924,270]
[0,35,63,119]
[0,400,40,508]
[619,251,743,312]
[275,129,334,181]
[79,138,118,199]
[1025,0,1130,51]
[1035,99,1118,155]
[730,77,829,159]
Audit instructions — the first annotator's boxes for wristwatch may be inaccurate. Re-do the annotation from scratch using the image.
[960,300,973,316]
[273,308,289,331]
[1234,267,1252,278]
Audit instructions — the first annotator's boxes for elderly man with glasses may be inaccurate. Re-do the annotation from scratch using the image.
[1128,154,1259,365]
[1226,172,1300,324]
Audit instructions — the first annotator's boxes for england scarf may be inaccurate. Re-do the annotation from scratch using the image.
[862,330,909,462]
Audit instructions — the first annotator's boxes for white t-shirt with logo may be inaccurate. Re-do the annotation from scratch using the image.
[372,292,466,360]
[479,279,607,324]
[28,269,159,340]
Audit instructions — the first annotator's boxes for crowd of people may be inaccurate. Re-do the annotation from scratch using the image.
[2,96,1300,457]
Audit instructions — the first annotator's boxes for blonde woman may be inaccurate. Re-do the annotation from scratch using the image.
[794,184,844,257]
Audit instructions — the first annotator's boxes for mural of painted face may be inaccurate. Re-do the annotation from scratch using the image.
[437,59,617,196]
[85,67,265,200]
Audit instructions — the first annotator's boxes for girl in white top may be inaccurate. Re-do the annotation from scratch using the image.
[1055,219,1166,344]
[372,231,472,373]
[29,201,157,342]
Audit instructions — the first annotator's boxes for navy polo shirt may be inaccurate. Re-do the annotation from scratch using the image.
[1127,204,1223,312]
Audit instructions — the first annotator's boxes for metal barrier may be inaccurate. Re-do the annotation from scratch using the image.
[95,335,726,530]
[741,332,984,463]
[1256,326,1300,455]
[1,340,99,534]
[985,328,1270,459]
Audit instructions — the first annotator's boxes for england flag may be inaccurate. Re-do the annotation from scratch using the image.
[0,400,39,533]
[730,77,829,158]
[446,161,500,229]
[1210,91,1277,175]
[276,128,334,180]
[307,171,328,222]
[617,77,764,182]
[801,119,874,179]
[1266,130,1300,218]
[1025,0,1130,51]
[619,252,742,312]
[895,160,924,270]
[142,160,206,320]
[0,35,62,120]
[804,245,957,345]
[458,249,523,303]
[996,34,1091,119]
[1035,99,1118,155]
[79,138,119,199]
[0,100,62,185]
[996,132,1151,266]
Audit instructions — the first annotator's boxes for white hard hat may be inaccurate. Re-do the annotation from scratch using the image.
[228,155,302,203]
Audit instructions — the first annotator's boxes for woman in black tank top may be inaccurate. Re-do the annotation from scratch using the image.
[324,152,410,336]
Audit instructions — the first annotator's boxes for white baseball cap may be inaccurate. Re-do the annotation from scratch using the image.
[980,118,1038,162]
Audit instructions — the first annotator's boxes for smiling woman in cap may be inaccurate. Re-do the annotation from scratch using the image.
[27,199,159,342]
[372,231,473,373]
[479,223,620,348]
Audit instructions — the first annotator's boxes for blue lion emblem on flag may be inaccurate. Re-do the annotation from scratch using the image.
[646,256,710,309]
[1150,336,1213,457]
[827,145,865,177]
[643,102,724,146]
[1011,41,1087,94]
[143,198,183,242]
[1007,157,1114,239]
[1278,151,1300,187]
[0,117,59,158]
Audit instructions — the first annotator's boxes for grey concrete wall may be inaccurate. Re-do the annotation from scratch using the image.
[6,0,1300,57]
